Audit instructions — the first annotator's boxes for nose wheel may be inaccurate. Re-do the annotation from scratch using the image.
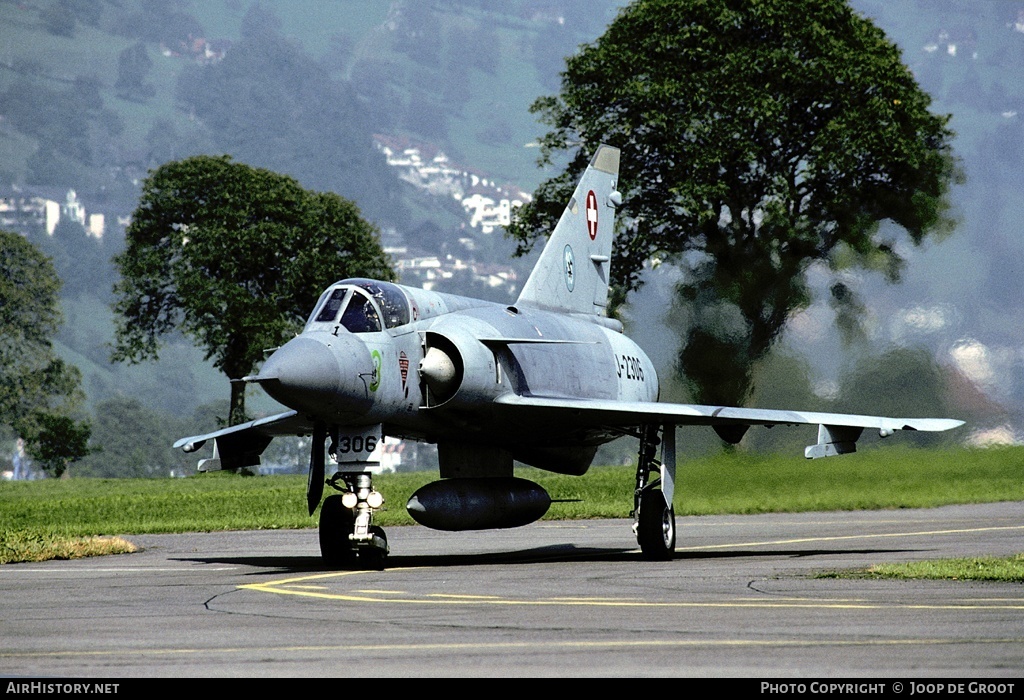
[319,494,356,565]
[318,472,389,569]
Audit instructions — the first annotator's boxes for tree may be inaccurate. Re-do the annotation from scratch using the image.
[41,0,76,37]
[111,156,395,425]
[240,2,283,41]
[116,1,204,48]
[48,216,111,298]
[0,231,91,477]
[115,41,156,103]
[75,396,192,478]
[27,414,92,478]
[833,347,957,449]
[507,0,959,407]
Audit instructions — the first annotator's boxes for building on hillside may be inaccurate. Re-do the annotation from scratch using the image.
[0,186,108,238]
[55,189,104,238]
[461,191,525,234]
[373,133,531,234]
[0,185,57,234]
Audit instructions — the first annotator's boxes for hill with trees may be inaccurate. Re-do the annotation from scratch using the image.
[2,0,1023,475]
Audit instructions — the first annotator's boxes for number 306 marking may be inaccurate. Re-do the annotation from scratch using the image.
[336,435,379,454]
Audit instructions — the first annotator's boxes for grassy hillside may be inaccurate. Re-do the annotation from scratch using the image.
[0,0,618,194]
[53,293,288,417]
[3,0,1024,472]
[0,0,613,428]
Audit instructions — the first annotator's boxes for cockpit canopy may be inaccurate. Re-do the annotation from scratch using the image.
[307,279,411,333]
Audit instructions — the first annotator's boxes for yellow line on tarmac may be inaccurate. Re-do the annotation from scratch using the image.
[675,524,1024,551]
[3,637,1023,661]
[237,524,1024,609]
[239,569,1024,610]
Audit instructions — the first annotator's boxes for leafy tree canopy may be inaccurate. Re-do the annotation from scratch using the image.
[508,0,960,407]
[0,230,90,477]
[75,396,194,478]
[111,156,395,425]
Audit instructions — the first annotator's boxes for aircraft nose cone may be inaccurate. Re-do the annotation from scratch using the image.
[262,336,339,395]
[257,334,372,417]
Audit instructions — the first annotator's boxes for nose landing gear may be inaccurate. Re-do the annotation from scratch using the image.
[318,471,389,569]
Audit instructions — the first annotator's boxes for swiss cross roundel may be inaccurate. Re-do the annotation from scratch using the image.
[586,190,598,240]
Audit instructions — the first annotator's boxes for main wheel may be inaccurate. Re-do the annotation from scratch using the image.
[319,495,356,566]
[637,489,676,561]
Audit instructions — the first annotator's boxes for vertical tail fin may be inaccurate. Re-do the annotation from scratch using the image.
[515,144,620,315]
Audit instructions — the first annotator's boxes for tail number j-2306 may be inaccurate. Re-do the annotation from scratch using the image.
[616,354,645,382]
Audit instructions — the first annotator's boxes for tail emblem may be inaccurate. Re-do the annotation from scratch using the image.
[586,190,598,240]
[563,245,575,292]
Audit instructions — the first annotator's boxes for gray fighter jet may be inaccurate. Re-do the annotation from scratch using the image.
[175,144,963,567]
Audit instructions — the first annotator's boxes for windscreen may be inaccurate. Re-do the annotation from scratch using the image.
[342,279,411,329]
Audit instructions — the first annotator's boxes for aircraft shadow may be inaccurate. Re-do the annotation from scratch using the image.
[172,544,924,575]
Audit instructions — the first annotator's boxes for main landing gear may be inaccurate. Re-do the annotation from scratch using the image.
[319,471,389,569]
[632,423,676,560]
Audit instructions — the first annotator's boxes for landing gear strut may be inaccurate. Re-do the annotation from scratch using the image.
[632,423,676,560]
[318,471,389,569]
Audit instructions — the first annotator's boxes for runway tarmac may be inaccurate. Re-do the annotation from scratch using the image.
[2,501,1023,678]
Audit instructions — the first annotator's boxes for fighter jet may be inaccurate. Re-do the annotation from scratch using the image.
[175,144,963,567]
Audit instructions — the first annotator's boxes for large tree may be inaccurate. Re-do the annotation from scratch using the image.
[75,397,193,478]
[0,230,91,477]
[112,156,395,425]
[508,0,959,407]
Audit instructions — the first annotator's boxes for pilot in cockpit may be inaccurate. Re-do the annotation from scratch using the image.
[340,293,381,333]
[311,280,409,334]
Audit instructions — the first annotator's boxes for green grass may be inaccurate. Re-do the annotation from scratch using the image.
[819,554,1024,583]
[1,530,137,564]
[2,445,1023,565]
[664,445,1024,515]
